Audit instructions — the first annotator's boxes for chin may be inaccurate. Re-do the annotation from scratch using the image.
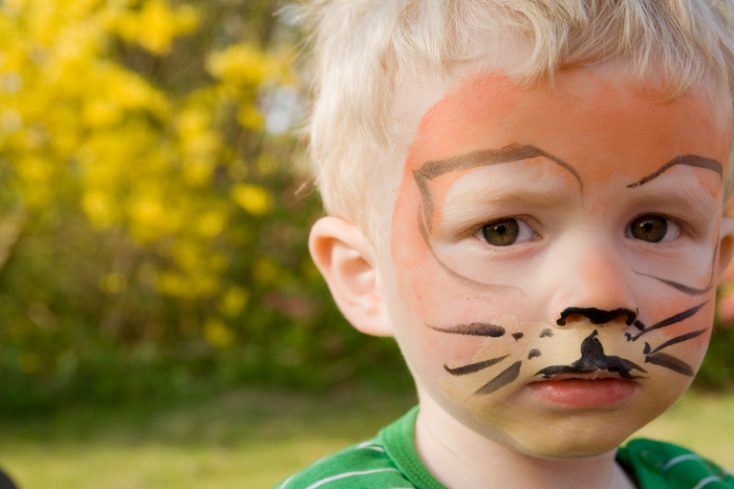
[462,405,663,460]
[508,430,630,459]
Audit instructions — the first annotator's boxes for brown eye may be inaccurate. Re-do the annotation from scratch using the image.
[628,215,673,242]
[481,219,520,246]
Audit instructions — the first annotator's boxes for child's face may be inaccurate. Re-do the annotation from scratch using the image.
[379,66,732,456]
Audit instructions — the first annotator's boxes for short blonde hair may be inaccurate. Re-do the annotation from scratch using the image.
[298,0,734,233]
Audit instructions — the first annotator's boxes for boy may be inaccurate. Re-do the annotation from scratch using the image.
[280,1,734,487]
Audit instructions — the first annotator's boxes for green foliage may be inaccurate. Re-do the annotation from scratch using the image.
[696,321,734,390]
[0,0,408,413]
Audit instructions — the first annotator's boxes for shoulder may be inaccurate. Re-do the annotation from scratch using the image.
[275,439,414,489]
[618,438,734,489]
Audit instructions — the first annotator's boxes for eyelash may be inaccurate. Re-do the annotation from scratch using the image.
[470,213,691,248]
[474,215,540,248]
[624,213,688,243]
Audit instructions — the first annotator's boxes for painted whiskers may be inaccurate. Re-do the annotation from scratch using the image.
[428,300,710,396]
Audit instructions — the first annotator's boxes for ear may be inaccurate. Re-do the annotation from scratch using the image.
[309,216,393,337]
[716,216,734,282]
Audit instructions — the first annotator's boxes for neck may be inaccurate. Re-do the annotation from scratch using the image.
[414,393,636,489]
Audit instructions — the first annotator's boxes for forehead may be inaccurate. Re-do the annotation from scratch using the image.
[402,68,732,185]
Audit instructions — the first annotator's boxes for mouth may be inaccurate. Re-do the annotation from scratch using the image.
[535,370,636,381]
[527,376,638,408]
[525,330,644,407]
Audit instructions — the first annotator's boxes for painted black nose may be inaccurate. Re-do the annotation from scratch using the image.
[556,307,637,326]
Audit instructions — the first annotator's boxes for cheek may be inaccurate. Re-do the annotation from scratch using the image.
[390,164,526,326]
[390,248,527,374]
[647,296,715,337]
[391,165,465,321]
[640,297,715,373]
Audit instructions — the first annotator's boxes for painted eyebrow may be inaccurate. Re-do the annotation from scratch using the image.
[414,143,583,188]
[414,143,582,231]
[627,155,723,188]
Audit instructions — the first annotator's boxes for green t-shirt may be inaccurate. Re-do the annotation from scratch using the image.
[276,407,733,489]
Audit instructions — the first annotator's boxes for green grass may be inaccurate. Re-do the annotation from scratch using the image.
[0,387,731,489]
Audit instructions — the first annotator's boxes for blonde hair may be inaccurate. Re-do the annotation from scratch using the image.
[298,0,734,233]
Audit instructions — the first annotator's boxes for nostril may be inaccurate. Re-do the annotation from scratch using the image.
[556,313,584,325]
[556,307,638,326]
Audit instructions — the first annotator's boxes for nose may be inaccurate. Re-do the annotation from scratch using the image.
[547,233,637,327]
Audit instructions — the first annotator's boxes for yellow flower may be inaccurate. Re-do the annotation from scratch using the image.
[156,271,189,297]
[130,196,164,227]
[232,183,271,216]
[253,258,279,285]
[219,286,249,317]
[82,99,120,127]
[100,272,127,294]
[82,190,116,229]
[204,319,235,349]
[237,105,263,130]
[182,159,214,186]
[176,106,209,137]
[196,209,226,238]
[207,43,268,86]
[111,1,199,56]
[170,240,204,274]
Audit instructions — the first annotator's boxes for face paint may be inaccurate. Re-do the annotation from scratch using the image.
[556,307,638,326]
[427,323,506,337]
[380,67,732,457]
[626,155,723,189]
[527,349,541,360]
[536,330,647,380]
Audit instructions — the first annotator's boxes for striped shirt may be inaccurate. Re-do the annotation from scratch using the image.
[276,407,733,489]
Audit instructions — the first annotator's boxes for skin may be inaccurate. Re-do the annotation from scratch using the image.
[367,65,734,485]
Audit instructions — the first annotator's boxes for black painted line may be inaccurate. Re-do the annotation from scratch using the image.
[415,143,583,189]
[628,302,708,341]
[626,155,722,188]
[648,329,708,355]
[556,307,637,326]
[417,214,522,294]
[444,355,509,376]
[427,323,506,337]
[633,270,712,296]
[536,330,646,379]
[645,352,695,376]
[475,361,522,395]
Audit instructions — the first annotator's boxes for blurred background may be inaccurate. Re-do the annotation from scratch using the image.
[0,1,731,487]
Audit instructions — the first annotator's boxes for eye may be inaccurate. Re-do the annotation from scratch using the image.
[479,218,536,247]
[627,215,681,243]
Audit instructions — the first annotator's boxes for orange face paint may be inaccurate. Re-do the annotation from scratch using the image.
[384,66,732,456]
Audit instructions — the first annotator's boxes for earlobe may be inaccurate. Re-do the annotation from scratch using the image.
[308,216,393,337]
[715,216,734,282]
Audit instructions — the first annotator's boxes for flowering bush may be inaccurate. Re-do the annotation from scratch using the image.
[0,0,404,410]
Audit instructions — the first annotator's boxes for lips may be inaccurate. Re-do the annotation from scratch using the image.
[538,370,633,381]
[527,377,638,407]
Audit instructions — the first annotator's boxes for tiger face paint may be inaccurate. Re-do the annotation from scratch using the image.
[382,67,733,457]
